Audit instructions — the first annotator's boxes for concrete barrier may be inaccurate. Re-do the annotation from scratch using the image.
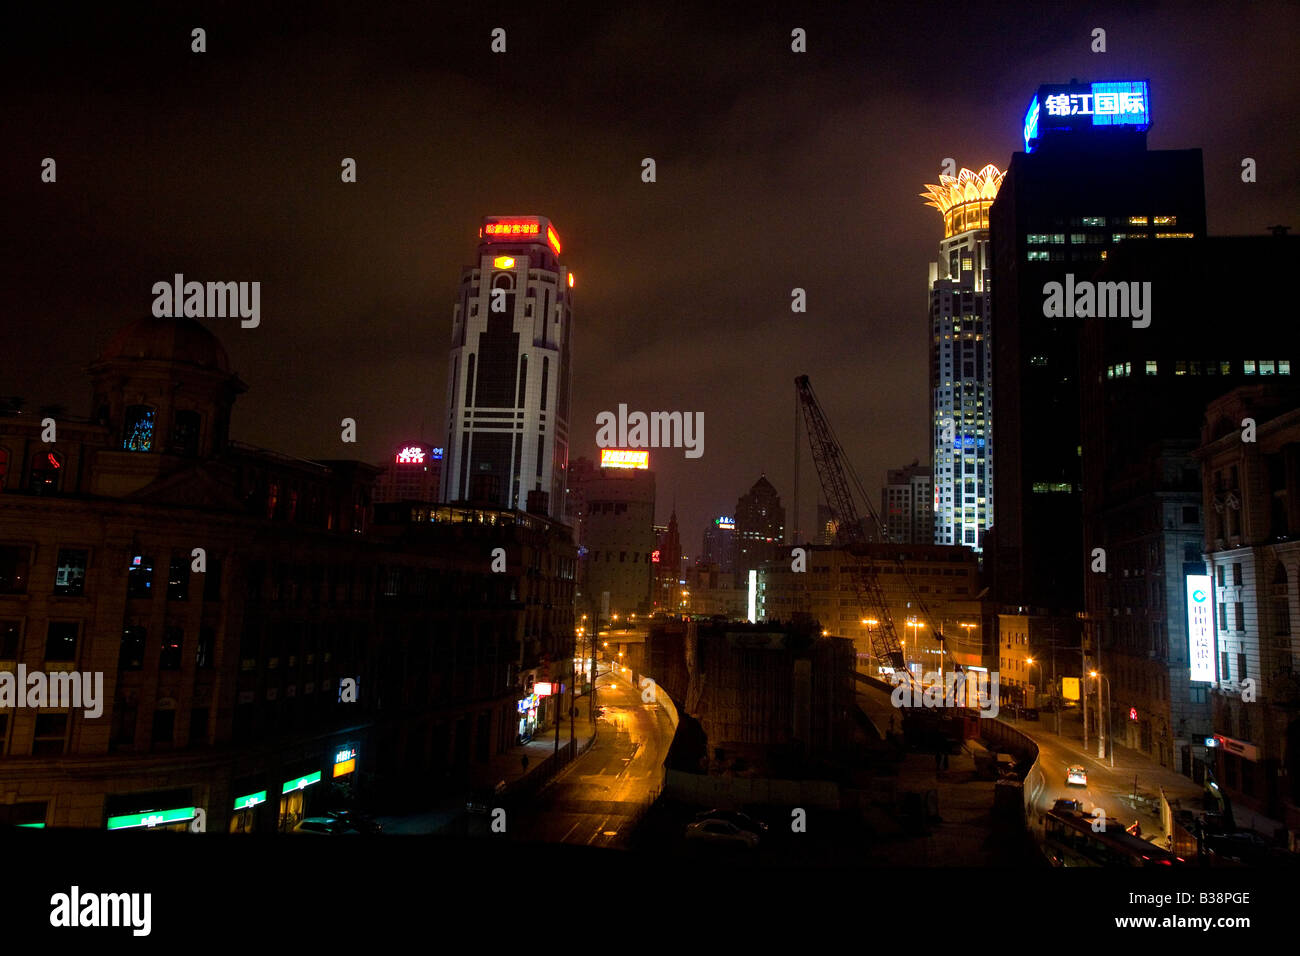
[664,768,839,809]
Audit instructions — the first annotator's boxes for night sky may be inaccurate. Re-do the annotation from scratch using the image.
[4,1,1297,551]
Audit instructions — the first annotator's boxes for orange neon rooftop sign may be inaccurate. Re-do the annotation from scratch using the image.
[600,449,649,469]
[481,216,561,256]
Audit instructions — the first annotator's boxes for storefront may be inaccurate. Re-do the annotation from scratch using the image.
[106,806,197,833]
[229,789,268,833]
[517,693,540,742]
[105,789,199,833]
[277,770,322,832]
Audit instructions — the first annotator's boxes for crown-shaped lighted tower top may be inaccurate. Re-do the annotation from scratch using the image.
[919,164,1004,238]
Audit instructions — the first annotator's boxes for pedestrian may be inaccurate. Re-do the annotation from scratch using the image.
[521,753,529,773]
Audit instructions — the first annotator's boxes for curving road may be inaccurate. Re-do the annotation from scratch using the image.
[505,667,676,848]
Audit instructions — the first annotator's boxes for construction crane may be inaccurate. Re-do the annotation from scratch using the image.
[794,375,961,684]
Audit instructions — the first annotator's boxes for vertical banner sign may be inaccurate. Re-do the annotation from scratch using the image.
[1186,574,1214,682]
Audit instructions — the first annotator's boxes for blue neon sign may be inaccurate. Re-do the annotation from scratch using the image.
[1024,80,1150,152]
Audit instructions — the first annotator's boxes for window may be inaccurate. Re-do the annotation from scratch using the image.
[1221,650,1230,680]
[32,714,68,756]
[160,627,183,670]
[1181,506,1198,524]
[0,620,20,658]
[1218,602,1227,631]
[1026,250,1048,261]
[1235,602,1245,632]
[53,549,88,596]
[1237,652,1248,680]
[1233,563,1242,587]
[196,627,214,669]
[151,708,175,746]
[0,447,8,490]
[189,708,209,747]
[29,451,63,493]
[203,557,222,602]
[122,405,156,452]
[127,555,154,598]
[1280,360,1291,376]
[1216,565,1225,587]
[120,626,146,670]
[169,410,201,457]
[1145,360,1157,375]
[44,622,78,662]
[1244,360,1257,375]
[0,546,30,594]
[167,557,189,601]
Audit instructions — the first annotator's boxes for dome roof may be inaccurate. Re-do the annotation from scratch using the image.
[99,317,231,373]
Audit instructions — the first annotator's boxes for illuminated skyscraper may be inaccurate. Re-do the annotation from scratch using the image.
[442,216,573,519]
[920,164,1001,551]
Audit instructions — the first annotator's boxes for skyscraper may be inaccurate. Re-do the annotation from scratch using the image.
[880,461,934,544]
[701,515,736,573]
[920,164,1001,550]
[990,80,1206,610]
[735,475,785,576]
[442,216,573,520]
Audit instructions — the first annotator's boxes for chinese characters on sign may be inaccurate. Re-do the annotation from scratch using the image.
[1042,89,1145,117]
[1186,574,1214,683]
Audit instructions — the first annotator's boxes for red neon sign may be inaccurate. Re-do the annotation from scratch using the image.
[651,550,660,563]
[395,445,425,464]
[483,219,540,238]
[546,225,562,255]
[1129,707,1138,721]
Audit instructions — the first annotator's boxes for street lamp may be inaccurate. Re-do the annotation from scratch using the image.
[1026,657,1041,710]
[1090,670,1114,768]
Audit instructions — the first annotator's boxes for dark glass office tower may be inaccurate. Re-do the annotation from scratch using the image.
[989,80,1206,612]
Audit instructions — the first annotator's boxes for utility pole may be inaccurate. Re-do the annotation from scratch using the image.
[1082,617,1089,752]
[1051,619,1060,736]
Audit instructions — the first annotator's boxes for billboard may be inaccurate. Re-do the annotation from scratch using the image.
[1023,80,1150,152]
[600,449,649,469]
[480,216,562,256]
[1186,574,1215,682]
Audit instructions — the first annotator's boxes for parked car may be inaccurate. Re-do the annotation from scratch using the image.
[325,808,383,834]
[1065,765,1088,787]
[293,816,356,835]
[1052,798,1084,813]
[684,819,760,849]
[692,809,769,835]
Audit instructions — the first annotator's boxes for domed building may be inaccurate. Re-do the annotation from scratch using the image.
[0,316,575,833]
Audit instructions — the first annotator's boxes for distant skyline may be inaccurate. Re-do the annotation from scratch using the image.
[5,1,1298,552]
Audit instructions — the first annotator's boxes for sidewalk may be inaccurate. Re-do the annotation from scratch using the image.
[376,668,604,835]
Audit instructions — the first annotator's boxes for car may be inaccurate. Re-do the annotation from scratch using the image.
[293,816,356,835]
[684,819,759,849]
[692,809,769,835]
[1065,765,1088,787]
[1052,798,1084,813]
[325,808,383,834]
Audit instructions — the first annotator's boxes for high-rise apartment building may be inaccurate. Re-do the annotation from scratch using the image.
[442,216,573,520]
[990,80,1206,611]
[921,164,1001,550]
[881,461,934,545]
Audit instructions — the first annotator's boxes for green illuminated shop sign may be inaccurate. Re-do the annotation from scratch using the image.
[281,771,322,794]
[18,823,45,828]
[232,791,268,811]
[106,807,197,830]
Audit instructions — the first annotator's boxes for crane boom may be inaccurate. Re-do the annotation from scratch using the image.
[795,375,907,671]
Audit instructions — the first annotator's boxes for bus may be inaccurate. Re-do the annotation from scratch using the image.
[1044,808,1185,867]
